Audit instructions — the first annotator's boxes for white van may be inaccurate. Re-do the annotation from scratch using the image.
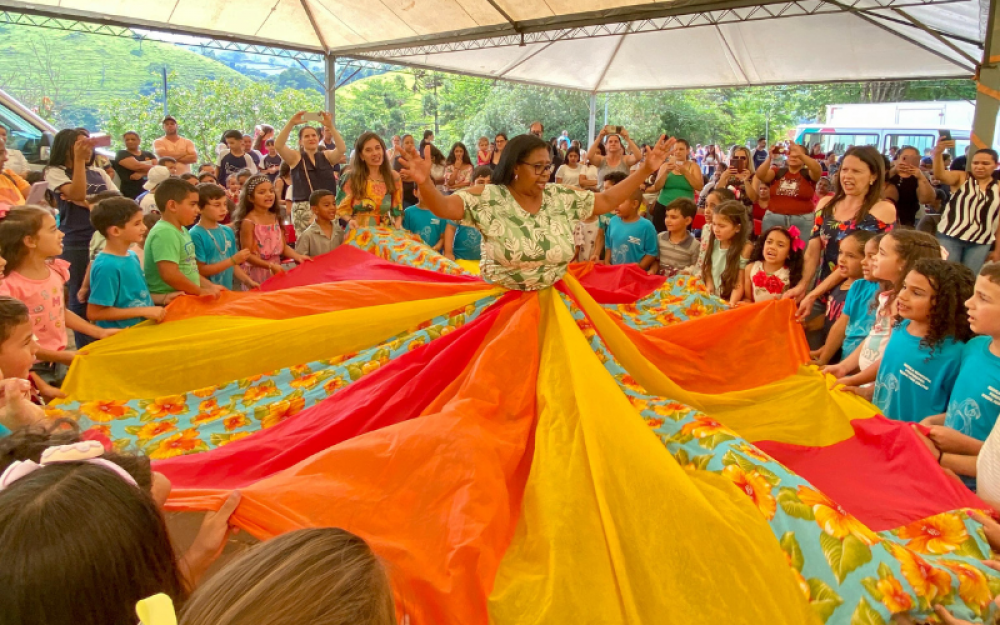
[794,124,971,158]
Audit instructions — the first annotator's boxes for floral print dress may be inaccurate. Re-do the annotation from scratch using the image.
[240,218,285,288]
[453,184,595,291]
[337,178,403,228]
[813,207,892,282]
[747,261,790,302]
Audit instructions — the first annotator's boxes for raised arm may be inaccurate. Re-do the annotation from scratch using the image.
[59,138,94,203]
[594,136,672,216]
[755,150,775,184]
[933,139,964,190]
[274,112,305,168]
[587,129,607,168]
[620,128,643,167]
[397,145,465,221]
[319,112,347,166]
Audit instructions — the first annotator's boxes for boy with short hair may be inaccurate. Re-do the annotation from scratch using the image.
[599,171,629,263]
[443,168,489,262]
[144,178,224,298]
[402,185,445,251]
[218,130,257,187]
[86,197,166,329]
[657,197,700,275]
[191,183,255,290]
[296,190,345,257]
[916,263,1000,493]
[158,156,179,176]
[606,186,658,274]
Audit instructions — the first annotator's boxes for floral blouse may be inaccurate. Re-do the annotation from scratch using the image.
[454,184,595,291]
[444,164,473,191]
[337,178,403,227]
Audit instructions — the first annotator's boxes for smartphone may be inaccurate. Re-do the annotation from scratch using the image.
[302,112,324,123]
[938,129,953,141]
[603,125,623,135]
[25,181,48,206]
[90,134,112,148]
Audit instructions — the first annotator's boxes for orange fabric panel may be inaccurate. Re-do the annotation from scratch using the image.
[164,296,541,625]
[632,300,810,393]
[163,280,496,323]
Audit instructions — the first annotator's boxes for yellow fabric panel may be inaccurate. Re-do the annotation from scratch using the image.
[562,275,873,447]
[486,289,819,625]
[456,259,481,275]
[61,290,498,401]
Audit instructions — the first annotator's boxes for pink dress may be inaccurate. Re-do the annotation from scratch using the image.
[241,218,285,288]
[4,260,71,356]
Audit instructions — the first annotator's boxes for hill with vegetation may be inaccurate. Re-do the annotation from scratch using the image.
[0,24,248,128]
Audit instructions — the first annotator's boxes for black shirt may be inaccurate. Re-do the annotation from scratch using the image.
[113,149,155,199]
[887,173,921,227]
[218,152,256,186]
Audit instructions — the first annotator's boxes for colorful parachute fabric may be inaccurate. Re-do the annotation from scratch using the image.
[52,235,1000,624]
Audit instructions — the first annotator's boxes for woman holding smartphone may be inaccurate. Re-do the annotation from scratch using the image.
[274,111,348,237]
[718,145,759,209]
[587,125,643,186]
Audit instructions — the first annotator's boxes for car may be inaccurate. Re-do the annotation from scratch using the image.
[0,87,114,172]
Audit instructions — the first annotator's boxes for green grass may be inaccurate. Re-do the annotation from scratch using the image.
[0,25,248,114]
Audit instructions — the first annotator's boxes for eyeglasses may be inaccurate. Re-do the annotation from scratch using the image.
[520,161,553,175]
[731,155,747,161]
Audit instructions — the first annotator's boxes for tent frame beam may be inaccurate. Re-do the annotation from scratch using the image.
[331,0,967,56]
[889,7,981,66]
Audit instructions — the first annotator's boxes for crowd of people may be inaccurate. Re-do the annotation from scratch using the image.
[0,109,998,624]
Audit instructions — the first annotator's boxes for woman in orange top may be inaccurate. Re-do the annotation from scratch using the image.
[337,132,402,229]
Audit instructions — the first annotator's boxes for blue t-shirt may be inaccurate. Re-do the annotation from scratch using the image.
[87,251,154,329]
[607,216,658,266]
[403,206,446,248]
[944,336,1000,443]
[842,279,881,357]
[190,224,237,289]
[873,320,965,422]
[450,222,482,261]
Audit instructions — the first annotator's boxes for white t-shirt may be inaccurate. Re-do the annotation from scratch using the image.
[979,423,1000,509]
[139,193,158,215]
[556,164,584,187]
[573,218,601,260]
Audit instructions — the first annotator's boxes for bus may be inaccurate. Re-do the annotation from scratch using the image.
[793,124,971,158]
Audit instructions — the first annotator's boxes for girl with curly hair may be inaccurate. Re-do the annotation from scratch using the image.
[741,225,804,304]
[870,259,974,422]
[824,230,943,390]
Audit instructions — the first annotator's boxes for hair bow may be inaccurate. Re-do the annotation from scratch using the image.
[0,440,138,491]
[787,226,805,252]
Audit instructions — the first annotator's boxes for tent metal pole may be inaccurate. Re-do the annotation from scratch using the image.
[971,0,1000,151]
[588,93,597,147]
[325,54,337,121]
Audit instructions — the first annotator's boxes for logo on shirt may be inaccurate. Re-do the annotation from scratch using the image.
[627,236,642,245]
[948,398,981,434]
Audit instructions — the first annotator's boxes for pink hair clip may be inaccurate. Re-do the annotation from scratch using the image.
[0,440,137,492]
[787,226,806,252]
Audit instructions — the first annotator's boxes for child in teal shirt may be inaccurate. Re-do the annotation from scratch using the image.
[874,259,974,422]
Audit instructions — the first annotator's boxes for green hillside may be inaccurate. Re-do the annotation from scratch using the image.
[0,24,248,127]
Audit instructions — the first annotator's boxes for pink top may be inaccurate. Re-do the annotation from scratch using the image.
[5,259,71,354]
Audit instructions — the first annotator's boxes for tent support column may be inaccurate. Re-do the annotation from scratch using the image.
[325,54,337,121]
[588,93,597,147]
[972,0,1000,152]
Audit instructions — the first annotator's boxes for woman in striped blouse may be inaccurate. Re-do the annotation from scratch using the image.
[933,140,1000,275]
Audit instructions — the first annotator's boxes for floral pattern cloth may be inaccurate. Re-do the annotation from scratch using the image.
[46,296,498,456]
[602,273,727,330]
[344,226,475,277]
[454,184,595,291]
[559,290,1000,625]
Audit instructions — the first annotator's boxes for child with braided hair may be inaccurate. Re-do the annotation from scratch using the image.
[231,174,310,288]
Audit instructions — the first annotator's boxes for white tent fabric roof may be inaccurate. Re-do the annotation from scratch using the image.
[0,0,985,91]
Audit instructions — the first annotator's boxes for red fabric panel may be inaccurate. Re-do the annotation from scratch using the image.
[568,262,666,304]
[756,415,988,532]
[260,245,481,290]
[155,296,511,489]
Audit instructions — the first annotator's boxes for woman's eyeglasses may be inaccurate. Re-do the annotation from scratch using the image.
[731,155,747,161]
[520,162,554,175]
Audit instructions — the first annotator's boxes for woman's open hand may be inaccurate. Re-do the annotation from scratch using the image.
[398,145,432,185]
[642,135,675,175]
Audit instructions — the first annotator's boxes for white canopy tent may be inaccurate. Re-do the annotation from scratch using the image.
[0,0,995,144]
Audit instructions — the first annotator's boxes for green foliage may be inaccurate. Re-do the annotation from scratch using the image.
[100,78,321,160]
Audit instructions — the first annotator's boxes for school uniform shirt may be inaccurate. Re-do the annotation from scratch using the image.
[842,279,881,357]
[872,321,965,423]
[296,221,345,258]
[402,205,445,248]
[217,152,258,186]
[190,224,238,289]
[944,336,1000,444]
[656,231,700,272]
[88,251,154,329]
[607,216,658,265]
[450,221,483,261]
[45,166,118,248]
[144,220,200,295]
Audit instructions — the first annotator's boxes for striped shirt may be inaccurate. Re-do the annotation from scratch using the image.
[939,177,1000,245]
[657,231,700,272]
